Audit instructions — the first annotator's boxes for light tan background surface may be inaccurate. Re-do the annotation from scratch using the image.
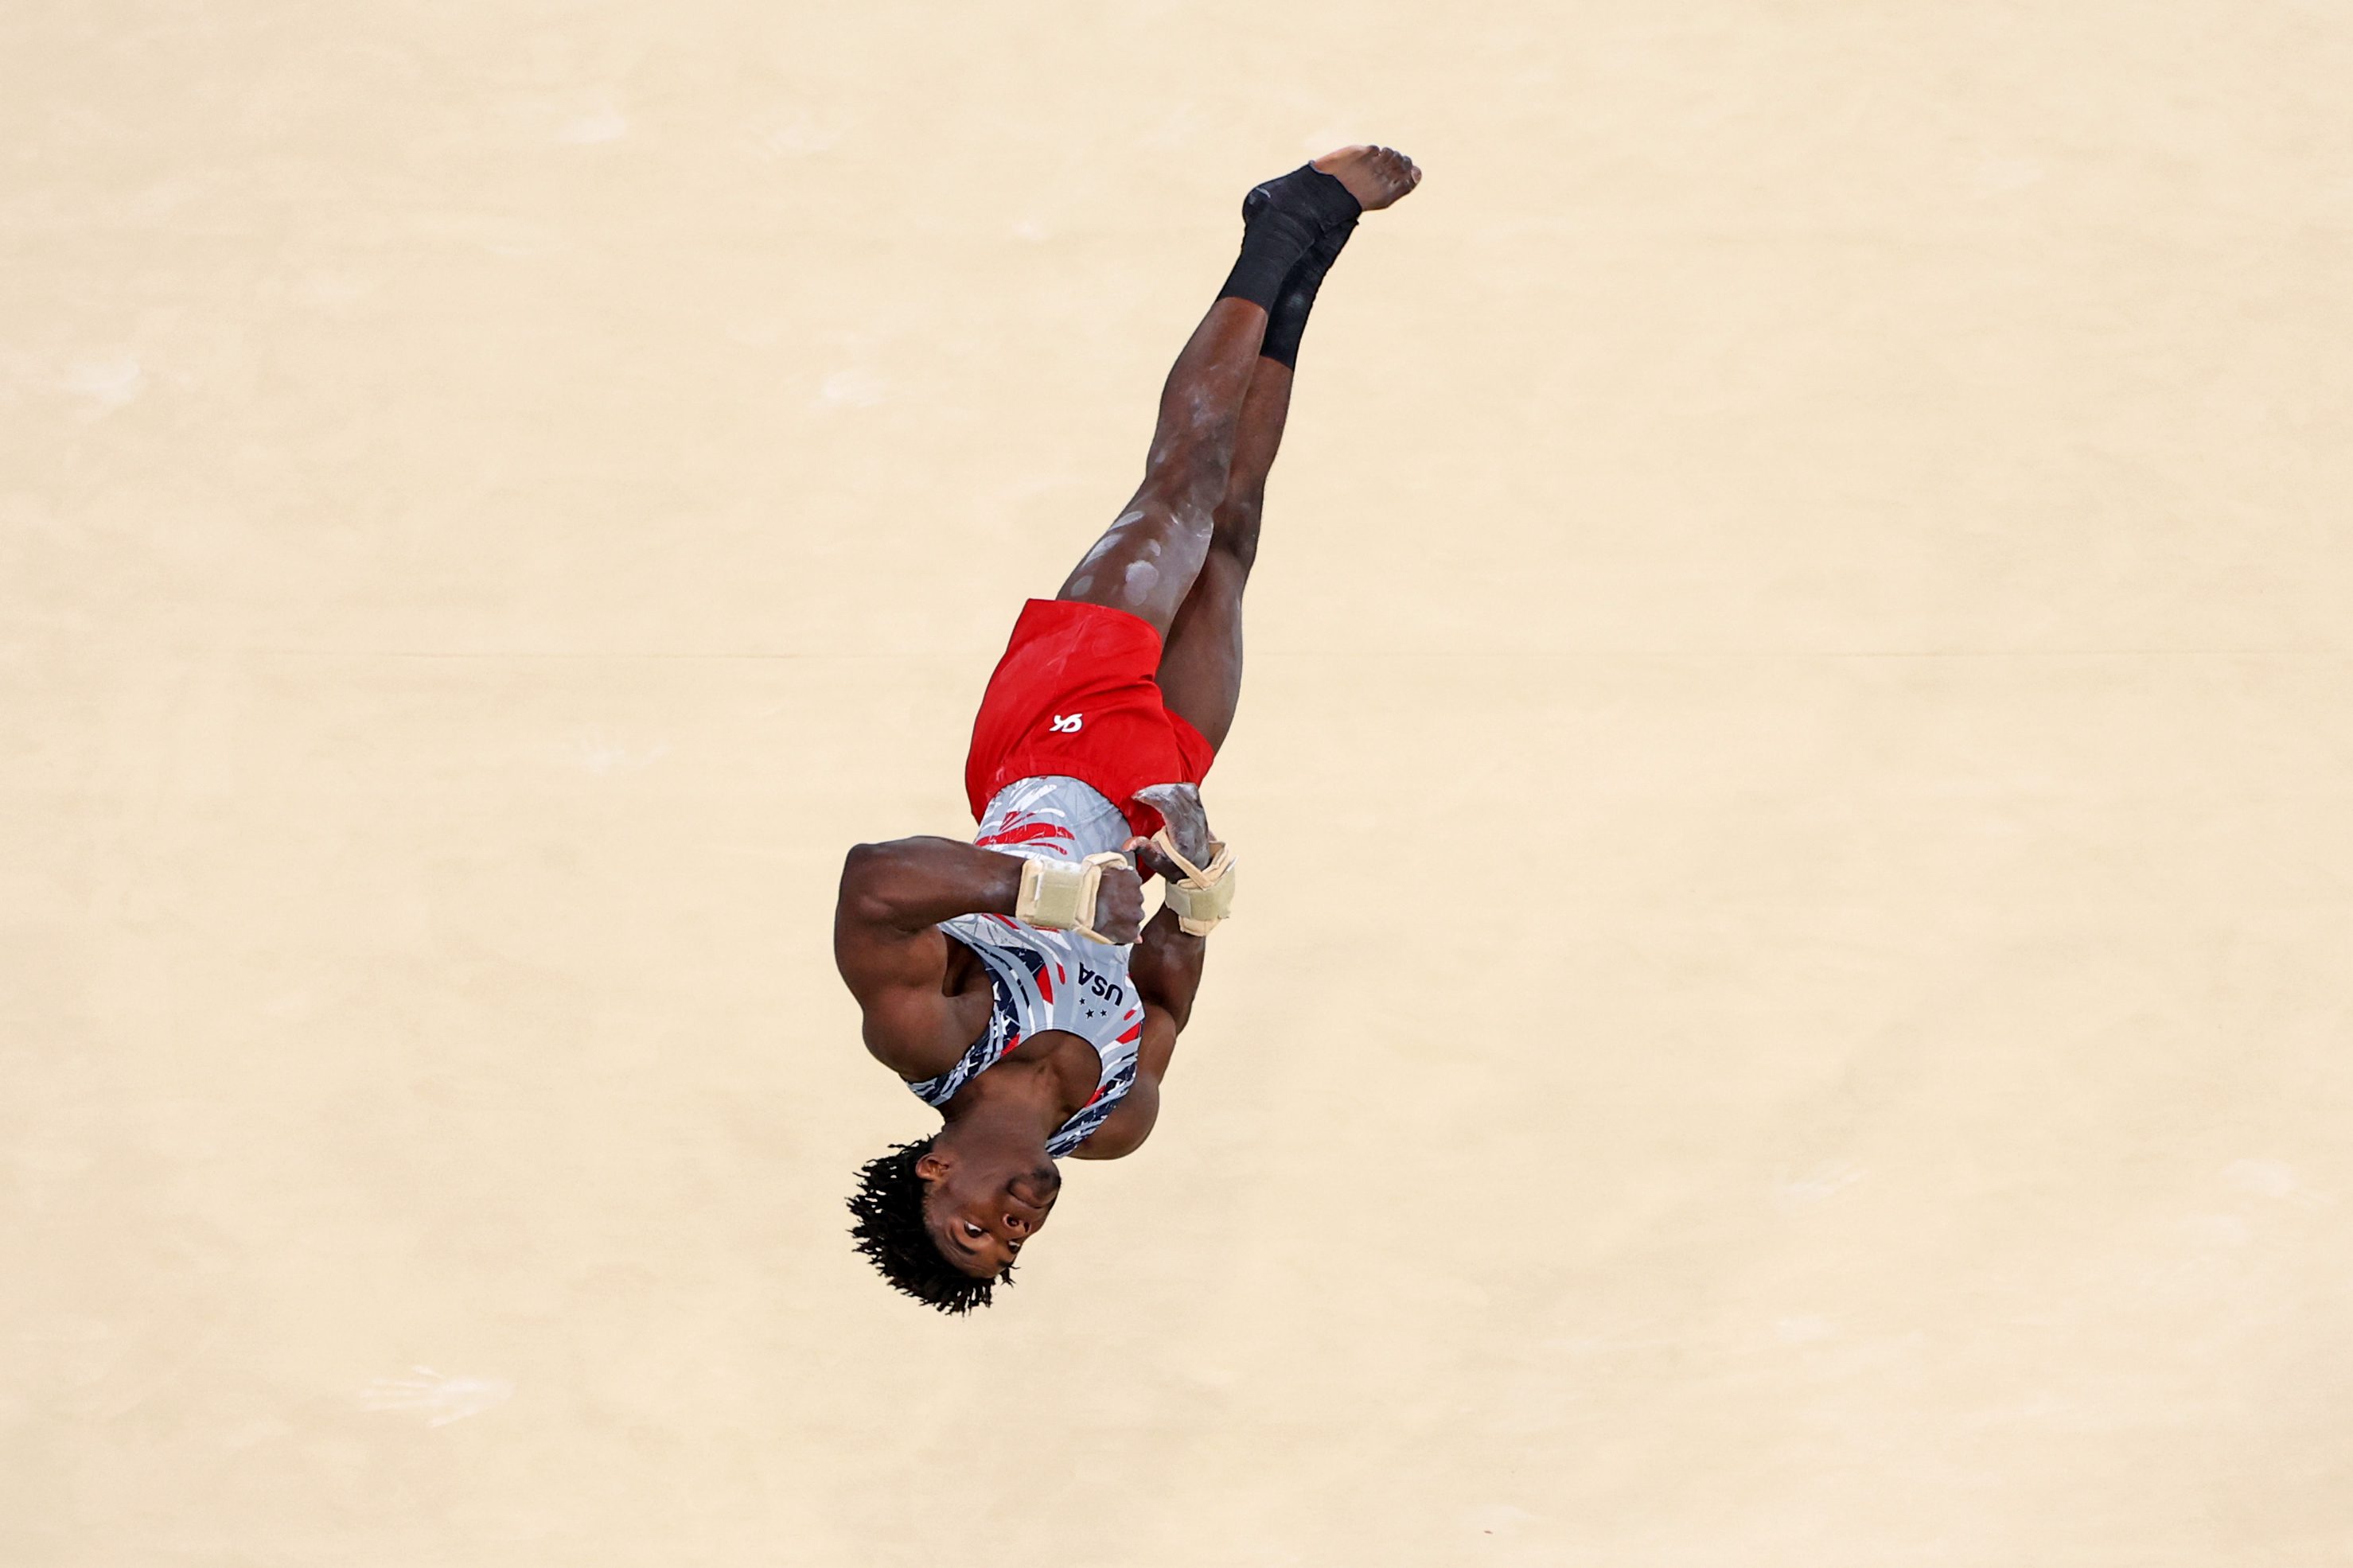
[7,2,2352,1563]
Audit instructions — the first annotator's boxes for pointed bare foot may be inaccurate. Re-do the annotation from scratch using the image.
[1311,145,1422,212]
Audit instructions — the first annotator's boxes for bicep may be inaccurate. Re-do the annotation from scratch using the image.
[839,837,1024,936]
[832,907,948,997]
[1066,1004,1180,1161]
[1067,1072,1159,1161]
[832,874,964,1080]
[832,851,952,1000]
[1135,998,1182,1084]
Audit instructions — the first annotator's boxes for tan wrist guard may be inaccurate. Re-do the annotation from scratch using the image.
[1151,828,1237,936]
[1015,852,1129,944]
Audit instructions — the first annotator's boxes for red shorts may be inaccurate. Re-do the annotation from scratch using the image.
[964,599,1216,838]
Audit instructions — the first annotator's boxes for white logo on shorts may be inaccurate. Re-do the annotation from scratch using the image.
[1050,713,1084,733]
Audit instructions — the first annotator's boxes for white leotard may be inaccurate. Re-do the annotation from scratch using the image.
[914,776,1147,1158]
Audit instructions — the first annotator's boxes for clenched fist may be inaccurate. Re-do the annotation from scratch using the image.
[1085,861,1147,945]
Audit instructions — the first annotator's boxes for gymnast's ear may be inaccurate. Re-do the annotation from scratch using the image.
[914,1148,952,1183]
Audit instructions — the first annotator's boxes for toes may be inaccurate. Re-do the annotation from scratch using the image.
[1307,143,1420,207]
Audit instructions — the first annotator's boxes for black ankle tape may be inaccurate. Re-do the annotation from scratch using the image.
[1259,216,1355,368]
[1216,164,1362,313]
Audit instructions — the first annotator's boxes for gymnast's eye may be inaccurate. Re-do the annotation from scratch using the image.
[963,1223,985,1239]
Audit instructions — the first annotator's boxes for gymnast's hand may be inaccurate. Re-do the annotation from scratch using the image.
[1088,859,1147,944]
[1128,835,1194,889]
[1125,830,1235,938]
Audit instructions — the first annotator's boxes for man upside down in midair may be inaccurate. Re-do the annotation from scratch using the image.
[835,146,1422,1312]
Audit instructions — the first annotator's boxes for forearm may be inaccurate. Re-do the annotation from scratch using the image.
[1129,906,1206,1030]
[840,838,1023,932]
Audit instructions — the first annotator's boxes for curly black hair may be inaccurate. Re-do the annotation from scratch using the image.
[847,1135,1012,1315]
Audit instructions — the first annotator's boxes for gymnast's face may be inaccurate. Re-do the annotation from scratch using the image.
[916,1148,1061,1278]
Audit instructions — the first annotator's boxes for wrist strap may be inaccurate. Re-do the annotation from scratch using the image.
[1151,829,1237,936]
[1015,853,1128,944]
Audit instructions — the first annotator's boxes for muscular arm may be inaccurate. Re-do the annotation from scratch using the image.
[1068,906,1207,1161]
[1128,906,1207,1042]
[839,838,1024,936]
[833,835,1147,997]
[832,838,1031,1078]
[832,837,1023,994]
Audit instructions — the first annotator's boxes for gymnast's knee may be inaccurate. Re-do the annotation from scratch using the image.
[1210,497,1261,573]
[1141,434,1233,520]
